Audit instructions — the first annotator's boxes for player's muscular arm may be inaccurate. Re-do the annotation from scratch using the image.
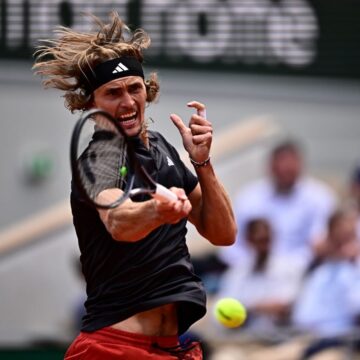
[97,188,192,242]
[171,101,236,246]
[188,166,237,246]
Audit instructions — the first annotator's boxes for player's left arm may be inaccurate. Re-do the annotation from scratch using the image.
[188,168,236,246]
[171,101,237,246]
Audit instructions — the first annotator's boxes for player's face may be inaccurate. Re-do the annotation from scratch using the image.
[92,76,147,137]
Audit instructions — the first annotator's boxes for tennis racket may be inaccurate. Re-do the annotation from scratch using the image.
[70,108,177,209]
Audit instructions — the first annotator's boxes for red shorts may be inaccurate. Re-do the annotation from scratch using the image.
[64,326,203,359]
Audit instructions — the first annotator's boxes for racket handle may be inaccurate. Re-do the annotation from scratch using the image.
[153,184,178,202]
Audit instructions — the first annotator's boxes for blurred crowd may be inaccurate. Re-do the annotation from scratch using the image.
[193,139,360,360]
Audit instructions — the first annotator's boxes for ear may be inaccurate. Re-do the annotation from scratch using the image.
[83,94,95,110]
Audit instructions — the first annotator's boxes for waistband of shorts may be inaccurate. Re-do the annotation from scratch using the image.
[81,326,180,348]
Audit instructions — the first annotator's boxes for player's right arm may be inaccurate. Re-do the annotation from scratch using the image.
[97,187,191,242]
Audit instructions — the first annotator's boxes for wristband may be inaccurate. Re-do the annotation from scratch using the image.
[189,156,211,168]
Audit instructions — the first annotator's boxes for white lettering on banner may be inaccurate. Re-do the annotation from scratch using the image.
[141,0,174,56]
[29,0,61,49]
[267,0,318,67]
[226,0,270,64]
[70,1,127,34]
[6,0,24,48]
[165,1,232,62]
[142,0,319,67]
[3,0,128,49]
[1,0,319,68]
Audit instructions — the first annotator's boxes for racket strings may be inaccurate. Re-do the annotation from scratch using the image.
[116,139,128,189]
[77,127,128,205]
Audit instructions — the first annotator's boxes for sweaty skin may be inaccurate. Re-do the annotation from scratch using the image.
[111,304,178,336]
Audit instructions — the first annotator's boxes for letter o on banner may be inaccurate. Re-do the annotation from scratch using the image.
[171,0,233,62]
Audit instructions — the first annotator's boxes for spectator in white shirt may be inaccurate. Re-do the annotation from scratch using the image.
[217,218,307,337]
[213,210,360,360]
[292,209,360,338]
[220,139,337,267]
[281,208,360,360]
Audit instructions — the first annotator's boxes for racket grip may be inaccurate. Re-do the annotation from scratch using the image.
[153,184,178,202]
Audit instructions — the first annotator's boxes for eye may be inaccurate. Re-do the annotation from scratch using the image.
[106,88,118,96]
[128,83,143,93]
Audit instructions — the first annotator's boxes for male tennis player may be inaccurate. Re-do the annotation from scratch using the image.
[33,12,236,359]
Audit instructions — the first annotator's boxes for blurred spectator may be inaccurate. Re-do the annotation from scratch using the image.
[349,163,360,237]
[234,209,360,360]
[267,209,360,360]
[220,139,337,267]
[216,218,307,338]
[292,209,360,338]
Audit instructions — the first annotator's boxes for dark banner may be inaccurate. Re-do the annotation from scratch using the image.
[0,0,359,78]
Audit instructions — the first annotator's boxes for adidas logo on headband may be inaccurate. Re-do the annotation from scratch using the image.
[112,62,129,74]
[88,57,145,92]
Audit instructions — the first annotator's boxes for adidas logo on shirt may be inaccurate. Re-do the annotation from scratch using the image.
[112,62,129,74]
[167,156,174,166]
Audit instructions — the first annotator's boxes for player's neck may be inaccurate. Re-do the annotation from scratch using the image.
[140,130,149,149]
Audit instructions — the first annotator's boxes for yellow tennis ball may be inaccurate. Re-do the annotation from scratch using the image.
[214,298,247,328]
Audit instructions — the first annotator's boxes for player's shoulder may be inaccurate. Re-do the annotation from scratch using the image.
[149,130,178,154]
[149,130,169,146]
[148,130,166,142]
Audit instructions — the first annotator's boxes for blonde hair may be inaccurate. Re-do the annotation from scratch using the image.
[33,11,159,112]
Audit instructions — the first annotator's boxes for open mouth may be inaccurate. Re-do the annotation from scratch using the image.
[118,111,137,125]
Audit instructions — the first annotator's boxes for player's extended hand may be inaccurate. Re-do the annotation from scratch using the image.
[170,101,212,164]
[154,187,192,224]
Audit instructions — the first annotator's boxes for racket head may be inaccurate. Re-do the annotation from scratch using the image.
[70,108,135,209]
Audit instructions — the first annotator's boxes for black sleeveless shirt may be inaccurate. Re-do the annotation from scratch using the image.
[70,131,207,335]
